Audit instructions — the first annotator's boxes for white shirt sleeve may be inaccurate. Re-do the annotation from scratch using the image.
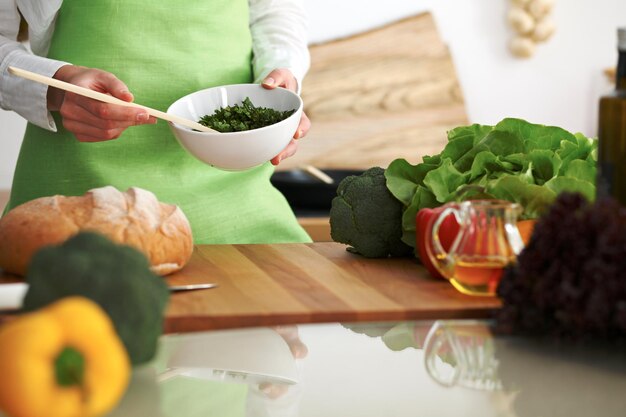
[0,1,68,131]
[249,0,310,93]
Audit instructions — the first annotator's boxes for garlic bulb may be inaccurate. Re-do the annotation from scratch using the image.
[508,7,535,35]
[532,18,556,42]
[507,0,556,58]
[528,0,555,19]
[509,36,536,58]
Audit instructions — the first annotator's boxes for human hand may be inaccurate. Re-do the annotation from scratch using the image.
[47,65,156,142]
[272,325,309,359]
[261,69,311,165]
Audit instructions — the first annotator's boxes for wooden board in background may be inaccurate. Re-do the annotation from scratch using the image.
[163,243,500,333]
[0,190,8,213]
[278,13,467,171]
[297,217,331,242]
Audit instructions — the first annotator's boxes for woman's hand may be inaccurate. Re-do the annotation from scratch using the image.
[47,65,156,142]
[261,68,311,165]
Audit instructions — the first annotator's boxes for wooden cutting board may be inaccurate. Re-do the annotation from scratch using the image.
[163,243,501,333]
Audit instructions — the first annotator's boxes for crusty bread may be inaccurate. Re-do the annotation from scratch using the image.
[0,186,193,276]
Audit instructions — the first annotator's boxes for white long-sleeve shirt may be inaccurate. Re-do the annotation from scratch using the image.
[0,0,310,131]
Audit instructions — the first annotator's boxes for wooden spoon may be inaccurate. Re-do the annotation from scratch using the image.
[301,165,335,185]
[8,66,217,133]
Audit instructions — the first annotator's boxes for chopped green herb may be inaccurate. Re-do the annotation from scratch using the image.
[198,97,296,132]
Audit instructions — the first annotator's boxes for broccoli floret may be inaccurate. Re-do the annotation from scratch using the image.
[22,232,170,365]
[330,167,413,258]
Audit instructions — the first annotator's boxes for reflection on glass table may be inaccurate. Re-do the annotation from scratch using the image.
[106,320,626,417]
[158,327,299,385]
[424,320,501,391]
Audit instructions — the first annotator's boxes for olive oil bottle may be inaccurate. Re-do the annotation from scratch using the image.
[598,28,626,204]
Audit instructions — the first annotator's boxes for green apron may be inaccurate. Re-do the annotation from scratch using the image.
[7,0,311,245]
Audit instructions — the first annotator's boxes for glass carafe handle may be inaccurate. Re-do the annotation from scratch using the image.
[426,204,463,279]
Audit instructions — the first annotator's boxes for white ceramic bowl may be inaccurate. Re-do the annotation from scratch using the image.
[167,84,303,170]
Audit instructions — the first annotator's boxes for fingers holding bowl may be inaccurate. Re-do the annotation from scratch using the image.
[271,139,299,166]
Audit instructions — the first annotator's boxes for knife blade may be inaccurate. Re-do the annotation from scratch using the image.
[0,282,218,311]
[168,283,219,292]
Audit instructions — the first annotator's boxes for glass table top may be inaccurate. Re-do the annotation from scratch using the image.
[107,320,626,417]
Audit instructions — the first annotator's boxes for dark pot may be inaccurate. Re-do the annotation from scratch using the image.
[271,168,365,214]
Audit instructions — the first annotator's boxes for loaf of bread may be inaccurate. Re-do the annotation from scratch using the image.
[0,186,193,276]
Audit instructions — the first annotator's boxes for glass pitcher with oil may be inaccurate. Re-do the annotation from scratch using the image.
[425,200,525,296]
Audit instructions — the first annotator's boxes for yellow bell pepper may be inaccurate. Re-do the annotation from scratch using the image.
[0,296,131,417]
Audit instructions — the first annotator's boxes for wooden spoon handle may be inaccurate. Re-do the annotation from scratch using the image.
[302,165,335,185]
[8,66,216,133]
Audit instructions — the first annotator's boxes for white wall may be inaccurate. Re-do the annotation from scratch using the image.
[1,0,625,190]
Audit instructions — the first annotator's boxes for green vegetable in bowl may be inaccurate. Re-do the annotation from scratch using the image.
[22,232,170,365]
[385,118,598,248]
[198,97,296,132]
[329,167,413,258]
